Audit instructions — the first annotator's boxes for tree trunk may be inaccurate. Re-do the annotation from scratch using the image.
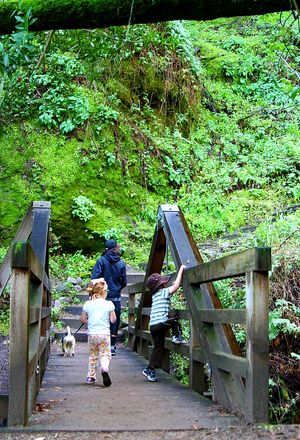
[0,0,292,35]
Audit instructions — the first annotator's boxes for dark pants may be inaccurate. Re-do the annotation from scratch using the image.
[148,313,182,369]
[110,299,121,338]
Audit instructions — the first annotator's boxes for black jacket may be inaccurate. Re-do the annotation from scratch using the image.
[91,250,127,299]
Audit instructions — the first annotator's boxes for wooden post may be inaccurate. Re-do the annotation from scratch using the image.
[30,201,51,269]
[139,314,150,358]
[189,321,207,393]
[161,348,170,373]
[128,292,136,349]
[245,271,269,423]
[8,269,30,426]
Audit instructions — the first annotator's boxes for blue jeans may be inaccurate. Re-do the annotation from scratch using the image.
[109,299,121,337]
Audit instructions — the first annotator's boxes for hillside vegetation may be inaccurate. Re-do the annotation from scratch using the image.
[0,9,299,423]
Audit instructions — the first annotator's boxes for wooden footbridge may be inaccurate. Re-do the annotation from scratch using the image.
[0,201,271,430]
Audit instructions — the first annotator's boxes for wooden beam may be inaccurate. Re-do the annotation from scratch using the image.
[127,281,144,295]
[133,225,166,352]
[39,334,49,356]
[0,394,9,419]
[10,241,51,291]
[185,247,271,285]
[199,309,246,325]
[29,307,51,324]
[30,201,51,271]
[0,203,34,296]
[11,242,43,282]
[29,307,40,324]
[30,306,51,323]
[211,351,247,377]
[165,338,189,357]
[245,271,269,423]
[162,205,245,412]
[192,347,206,364]
[136,329,152,342]
[41,306,51,319]
[8,270,30,426]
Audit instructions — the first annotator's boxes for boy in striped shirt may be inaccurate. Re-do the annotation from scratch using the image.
[142,264,186,382]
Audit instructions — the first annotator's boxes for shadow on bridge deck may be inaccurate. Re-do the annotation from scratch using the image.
[27,342,241,431]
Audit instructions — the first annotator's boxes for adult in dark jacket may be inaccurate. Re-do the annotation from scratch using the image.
[91,239,127,355]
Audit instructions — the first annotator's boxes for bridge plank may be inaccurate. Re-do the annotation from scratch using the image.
[28,343,242,430]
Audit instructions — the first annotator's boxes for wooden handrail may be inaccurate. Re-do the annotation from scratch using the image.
[8,240,51,426]
[185,246,271,284]
[129,204,271,424]
[0,201,51,426]
[0,203,34,296]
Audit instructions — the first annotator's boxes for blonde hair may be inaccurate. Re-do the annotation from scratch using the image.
[87,278,108,299]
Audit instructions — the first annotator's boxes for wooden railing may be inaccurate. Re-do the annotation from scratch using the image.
[128,204,271,424]
[0,201,51,426]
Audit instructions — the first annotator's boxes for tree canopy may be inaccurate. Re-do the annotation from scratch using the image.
[0,0,292,35]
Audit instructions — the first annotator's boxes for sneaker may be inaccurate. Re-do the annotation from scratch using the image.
[111,346,116,356]
[171,335,186,344]
[142,368,157,382]
[102,371,112,387]
[86,377,97,384]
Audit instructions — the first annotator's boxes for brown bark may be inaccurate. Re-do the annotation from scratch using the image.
[0,0,292,36]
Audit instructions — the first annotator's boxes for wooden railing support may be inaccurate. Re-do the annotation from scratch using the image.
[8,263,31,426]
[129,204,271,424]
[8,241,51,426]
[245,271,269,423]
[0,201,52,426]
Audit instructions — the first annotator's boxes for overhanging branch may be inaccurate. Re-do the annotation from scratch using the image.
[0,0,292,36]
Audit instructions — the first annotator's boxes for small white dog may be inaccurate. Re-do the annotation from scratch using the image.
[62,326,76,357]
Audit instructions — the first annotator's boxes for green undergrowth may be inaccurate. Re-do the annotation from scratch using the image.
[1,15,299,258]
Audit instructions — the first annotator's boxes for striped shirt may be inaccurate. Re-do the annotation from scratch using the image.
[149,287,171,326]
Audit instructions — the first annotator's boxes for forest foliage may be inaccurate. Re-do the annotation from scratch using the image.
[0,6,299,423]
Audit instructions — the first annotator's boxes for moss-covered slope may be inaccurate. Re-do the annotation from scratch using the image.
[0,17,299,258]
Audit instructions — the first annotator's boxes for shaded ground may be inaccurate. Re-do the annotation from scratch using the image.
[0,426,300,439]
[0,342,300,438]
[23,342,241,430]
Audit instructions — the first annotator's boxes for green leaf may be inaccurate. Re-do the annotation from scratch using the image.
[290,86,300,100]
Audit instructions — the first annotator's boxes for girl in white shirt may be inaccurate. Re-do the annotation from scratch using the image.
[81,278,116,386]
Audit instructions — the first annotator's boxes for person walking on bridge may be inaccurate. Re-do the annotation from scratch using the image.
[91,239,127,356]
[142,264,186,382]
[81,279,116,387]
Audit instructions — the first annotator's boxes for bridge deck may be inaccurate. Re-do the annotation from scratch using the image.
[28,342,242,431]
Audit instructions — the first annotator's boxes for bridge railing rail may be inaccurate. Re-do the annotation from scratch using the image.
[128,204,271,424]
[0,201,51,426]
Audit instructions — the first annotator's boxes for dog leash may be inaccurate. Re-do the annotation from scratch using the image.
[74,322,85,334]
